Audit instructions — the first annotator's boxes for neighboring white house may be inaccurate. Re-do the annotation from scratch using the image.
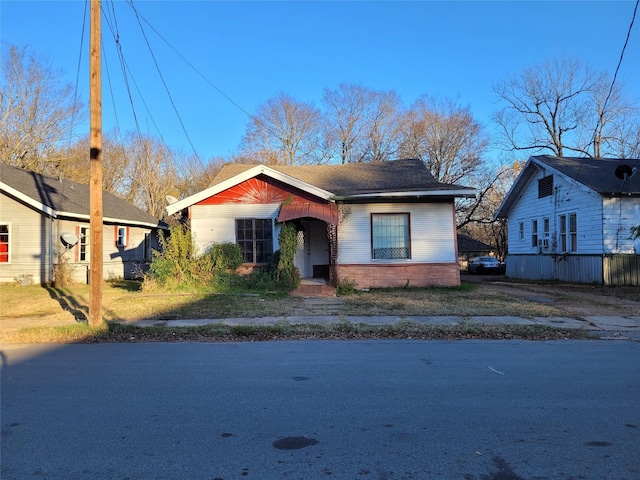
[166,159,476,289]
[495,155,640,285]
[0,164,168,285]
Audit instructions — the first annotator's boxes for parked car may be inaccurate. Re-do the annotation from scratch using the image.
[467,256,505,274]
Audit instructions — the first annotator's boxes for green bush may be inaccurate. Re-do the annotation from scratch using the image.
[336,277,357,296]
[272,222,300,290]
[206,242,243,271]
[145,225,212,290]
[144,221,301,293]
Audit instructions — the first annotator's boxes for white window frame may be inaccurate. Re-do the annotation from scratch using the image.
[531,219,538,249]
[518,221,524,241]
[116,226,128,247]
[79,226,89,262]
[371,213,411,260]
[559,213,577,253]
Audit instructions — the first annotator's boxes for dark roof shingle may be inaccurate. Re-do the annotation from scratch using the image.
[1,164,165,227]
[534,156,640,195]
[212,158,474,196]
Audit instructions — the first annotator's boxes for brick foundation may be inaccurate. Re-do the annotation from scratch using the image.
[337,263,460,289]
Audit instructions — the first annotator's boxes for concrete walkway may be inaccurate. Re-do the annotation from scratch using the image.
[122,313,640,335]
[2,314,640,340]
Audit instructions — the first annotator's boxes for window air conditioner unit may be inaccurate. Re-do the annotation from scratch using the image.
[543,238,550,248]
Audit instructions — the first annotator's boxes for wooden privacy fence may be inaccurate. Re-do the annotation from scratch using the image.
[603,255,640,286]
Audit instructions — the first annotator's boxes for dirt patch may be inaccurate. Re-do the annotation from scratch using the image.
[464,274,640,317]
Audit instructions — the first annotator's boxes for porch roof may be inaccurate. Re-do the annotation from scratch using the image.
[277,202,339,225]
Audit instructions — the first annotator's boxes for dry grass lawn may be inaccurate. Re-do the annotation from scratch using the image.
[0,279,565,324]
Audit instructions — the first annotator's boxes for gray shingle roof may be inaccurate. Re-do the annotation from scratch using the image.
[495,155,640,219]
[457,234,496,252]
[534,156,640,195]
[1,163,166,227]
[212,158,475,197]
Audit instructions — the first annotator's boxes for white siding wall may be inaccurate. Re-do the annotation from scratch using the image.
[603,197,640,254]
[337,202,456,264]
[190,204,281,254]
[507,170,604,255]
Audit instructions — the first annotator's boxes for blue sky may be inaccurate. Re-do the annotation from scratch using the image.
[2,1,639,165]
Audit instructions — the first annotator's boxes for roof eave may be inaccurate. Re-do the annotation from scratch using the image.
[1,183,57,217]
[333,189,477,201]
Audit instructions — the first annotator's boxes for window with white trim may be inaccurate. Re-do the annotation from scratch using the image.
[79,227,89,261]
[559,213,577,252]
[0,223,10,263]
[531,219,538,248]
[371,213,410,259]
[236,218,273,263]
[518,222,524,240]
[116,226,128,247]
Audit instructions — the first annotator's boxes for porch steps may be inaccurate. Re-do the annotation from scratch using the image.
[290,278,335,296]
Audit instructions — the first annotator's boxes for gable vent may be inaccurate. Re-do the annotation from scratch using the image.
[538,175,553,198]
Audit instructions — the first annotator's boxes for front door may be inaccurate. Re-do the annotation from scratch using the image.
[293,220,329,279]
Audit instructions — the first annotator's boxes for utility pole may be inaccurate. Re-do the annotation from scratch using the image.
[89,0,103,327]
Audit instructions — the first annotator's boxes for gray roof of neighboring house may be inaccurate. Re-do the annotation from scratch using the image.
[457,234,496,253]
[496,155,640,218]
[211,158,475,197]
[0,163,167,228]
[535,156,640,194]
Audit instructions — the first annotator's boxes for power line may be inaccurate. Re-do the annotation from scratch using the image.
[594,0,639,156]
[125,1,255,122]
[102,0,141,134]
[125,0,204,168]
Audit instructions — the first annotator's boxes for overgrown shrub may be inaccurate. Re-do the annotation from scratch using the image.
[272,222,300,290]
[53,252,75,287]
[336,277,357,296]
[145,225,212,290]
[206,242,243,271]
[143,222,301,293]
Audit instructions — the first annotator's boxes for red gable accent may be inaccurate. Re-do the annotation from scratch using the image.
[196,175,318,205]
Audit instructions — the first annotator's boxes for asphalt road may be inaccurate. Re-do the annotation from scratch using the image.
[2,340,639,480]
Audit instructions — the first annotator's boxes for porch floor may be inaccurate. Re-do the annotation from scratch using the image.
[290,278,336,298]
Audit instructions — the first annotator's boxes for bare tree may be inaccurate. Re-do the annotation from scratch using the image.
[493,56,638,158]
[241,93,323,165]
[398,96,487,184]
[362,89,403,162]
[58,129,133,196]
[322,83,374,164]
[458,159,524,260]
[0,45,83,173]
[174,155,226,199]
[125,133,178,218]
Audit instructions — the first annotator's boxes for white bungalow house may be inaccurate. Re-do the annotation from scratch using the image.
[0,163,167,285]
[166,158,476,289]
[495,155,640,285]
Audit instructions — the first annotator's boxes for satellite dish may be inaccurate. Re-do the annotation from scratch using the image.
[166,195,179,204]
[60,232,78,248]
[614,164,633,180]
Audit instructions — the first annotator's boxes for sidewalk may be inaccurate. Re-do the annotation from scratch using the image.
[2,314,640,340]
[122,313,640,334]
